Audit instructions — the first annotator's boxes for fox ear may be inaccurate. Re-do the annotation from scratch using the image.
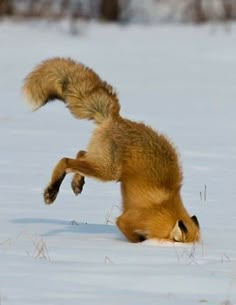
[191,215,200,228]
[170,220,187,242]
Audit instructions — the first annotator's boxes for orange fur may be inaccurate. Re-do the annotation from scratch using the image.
[23,57,200,243]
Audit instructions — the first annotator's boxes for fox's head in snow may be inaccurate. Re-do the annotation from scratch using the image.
[169,215,200,243]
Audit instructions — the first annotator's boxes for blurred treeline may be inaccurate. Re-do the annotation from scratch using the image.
[0,0,236,23]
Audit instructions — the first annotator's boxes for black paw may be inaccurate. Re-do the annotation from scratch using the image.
[44,185,59,204]
[71,176,85,195]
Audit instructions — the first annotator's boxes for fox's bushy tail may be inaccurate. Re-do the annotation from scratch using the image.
[23,57,120,124]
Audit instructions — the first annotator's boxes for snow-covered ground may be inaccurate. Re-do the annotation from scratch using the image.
[0,20,236,305]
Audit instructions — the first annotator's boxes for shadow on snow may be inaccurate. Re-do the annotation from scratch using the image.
[11,217,120,238]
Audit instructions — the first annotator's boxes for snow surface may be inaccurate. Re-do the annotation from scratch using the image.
[0,20,236,305]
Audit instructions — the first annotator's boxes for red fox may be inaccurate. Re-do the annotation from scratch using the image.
[23,57,200,243]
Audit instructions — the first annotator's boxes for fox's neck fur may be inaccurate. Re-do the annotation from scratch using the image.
[121,178,190,225]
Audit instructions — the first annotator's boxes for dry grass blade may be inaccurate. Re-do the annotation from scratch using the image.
[105,204,121,225]
[104,256,114,264]
[33,237,50,260]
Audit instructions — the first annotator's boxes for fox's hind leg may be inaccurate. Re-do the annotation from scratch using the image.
[44,150,118,204]
[44,150,89,204]
[71,174,85,195]
[71,151,86,195]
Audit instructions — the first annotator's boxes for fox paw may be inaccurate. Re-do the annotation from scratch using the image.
[44,185,59,204]
[71,175,85,195]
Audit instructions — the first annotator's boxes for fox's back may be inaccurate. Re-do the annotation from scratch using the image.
[95,117,182,192]
[123,118,179,173]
